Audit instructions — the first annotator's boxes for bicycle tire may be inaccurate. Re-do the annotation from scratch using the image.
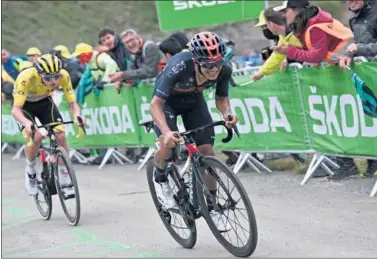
[196,156,258,257]
[34,179,52,220]
[54,146,81,226]
[146,157,197,249]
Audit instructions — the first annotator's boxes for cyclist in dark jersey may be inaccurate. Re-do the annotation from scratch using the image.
[150,32,238,231]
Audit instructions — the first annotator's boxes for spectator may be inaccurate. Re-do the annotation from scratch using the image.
[274,0,359,180]
[72,42,119,165]
[273,0,353,65]
[339,0,377,178]
[51,45,85,89]
[98,28,130,72]
[159,38,183,60]
[340,0,377,67]
[1,49,27,80]
[25,47,41,64]
[1,65,14,103]
[72,43,119,100]
[252,8,302,81]
[108,29,166,83]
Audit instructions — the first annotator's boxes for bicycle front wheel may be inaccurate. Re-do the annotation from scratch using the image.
[54,146,81,226]
[34,179,52,220]
[197,156,258,257]
[146,157,197,249]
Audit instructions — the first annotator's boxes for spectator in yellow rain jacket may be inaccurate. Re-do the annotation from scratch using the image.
[25,47,41,64]
[253,8,302,81]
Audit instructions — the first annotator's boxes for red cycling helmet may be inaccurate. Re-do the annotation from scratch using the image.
[189,31,226,62]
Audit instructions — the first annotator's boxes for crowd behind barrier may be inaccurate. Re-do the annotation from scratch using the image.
[2,59,377,197]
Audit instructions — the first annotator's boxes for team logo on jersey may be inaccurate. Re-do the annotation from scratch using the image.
[17,90,25,96]
[21,80,26,86]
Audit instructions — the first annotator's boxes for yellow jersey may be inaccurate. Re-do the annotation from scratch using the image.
[13,67,75,106]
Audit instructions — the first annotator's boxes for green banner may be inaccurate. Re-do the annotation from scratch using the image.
[155,0,265,31]
[2,62,377,158]
[298,65,377,157]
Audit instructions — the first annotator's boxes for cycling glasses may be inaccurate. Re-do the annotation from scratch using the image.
[199,59,224,70]
[41,73,61,82]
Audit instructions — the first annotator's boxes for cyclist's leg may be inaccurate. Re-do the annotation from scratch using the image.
[39,97,67,150]
[153,103,178,176]
[182,97,230,230]
[153,104,179,208]
[181,96,216,188]
[38,97,72,194]
[19,102,44,195]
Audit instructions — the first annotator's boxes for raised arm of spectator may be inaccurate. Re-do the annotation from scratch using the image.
[354,41,377,57]
[286,28,330,64]
[121,43,160,81]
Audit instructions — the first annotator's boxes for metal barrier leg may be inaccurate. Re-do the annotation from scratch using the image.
[12,145,26,160]
[112,152,125,165]
[137,148,156,171]
[2,143,8,153]
[300,153,325,185]
[320,163,334,176]
[69,149,89,164]
[249,156,273,173]
[113,150,133,164]
[232,152,245,173]
[234,153,250,175]
[245,159,261,173]
[370,179,377,198]
[98,148,115,170]
[323,156,340,169]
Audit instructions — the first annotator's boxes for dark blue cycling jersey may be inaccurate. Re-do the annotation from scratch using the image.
[153,51,232,104]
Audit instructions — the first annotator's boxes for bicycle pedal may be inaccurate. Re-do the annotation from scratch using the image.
[63,193,75,200]
[61,183,73,188]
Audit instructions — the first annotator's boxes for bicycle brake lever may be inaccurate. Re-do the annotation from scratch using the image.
[76,116,86,135]
[227,115,240,138]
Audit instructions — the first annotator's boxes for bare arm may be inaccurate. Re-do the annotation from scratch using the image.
[215,95,231,117]
[11,104,32,126]
[68,101,81,119]
[150,96,170,134]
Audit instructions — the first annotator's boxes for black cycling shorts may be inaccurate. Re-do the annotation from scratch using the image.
[18,97,63,132]
[154,95,215,146]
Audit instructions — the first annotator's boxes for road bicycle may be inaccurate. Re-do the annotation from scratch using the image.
[139,118,258,257]
[27,117,85,226]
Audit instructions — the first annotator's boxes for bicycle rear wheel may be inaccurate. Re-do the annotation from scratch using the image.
[197,156,258,257]
[34,178,52,220]
[146,157,197,249]
[54,146,81,226]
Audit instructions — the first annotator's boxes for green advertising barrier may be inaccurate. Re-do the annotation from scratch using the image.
[155,0,265,31]
[2,62,377,158]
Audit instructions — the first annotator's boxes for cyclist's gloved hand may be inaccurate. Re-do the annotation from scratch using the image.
[160,131,181,148]
[223,113,238,129]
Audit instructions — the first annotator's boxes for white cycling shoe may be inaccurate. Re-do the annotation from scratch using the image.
[156,181,176,209]
[210,210,232,232]
[25,165,38,196]
[58,167,74,198]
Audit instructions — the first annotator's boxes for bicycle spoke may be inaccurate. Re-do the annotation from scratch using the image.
[233,210,249,241]
[235,207,249,222]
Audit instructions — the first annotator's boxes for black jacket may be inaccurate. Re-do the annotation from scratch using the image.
[108,36,130,71]
[347,1,377,59]
[62,59,85,89]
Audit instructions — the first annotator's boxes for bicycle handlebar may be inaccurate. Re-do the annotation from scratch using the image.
[26,116,86,147]
[174,115,240,143]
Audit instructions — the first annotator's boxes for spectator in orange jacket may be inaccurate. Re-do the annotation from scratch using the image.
[273,0,353,65]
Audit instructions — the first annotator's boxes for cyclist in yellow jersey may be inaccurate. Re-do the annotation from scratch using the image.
[12,54,83,196]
